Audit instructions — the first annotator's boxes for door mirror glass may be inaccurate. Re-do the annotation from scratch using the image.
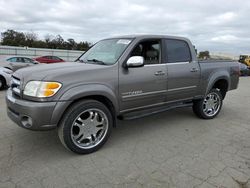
[126,56,144,68]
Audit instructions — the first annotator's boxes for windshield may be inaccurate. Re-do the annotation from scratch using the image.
[78,38,132,65]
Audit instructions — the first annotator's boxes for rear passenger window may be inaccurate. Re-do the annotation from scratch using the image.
[165,39,191,63]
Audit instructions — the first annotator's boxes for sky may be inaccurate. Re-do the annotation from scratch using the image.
[0,0,250,55]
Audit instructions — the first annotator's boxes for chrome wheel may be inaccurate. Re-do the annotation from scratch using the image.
[203,92,221,117]
[71,108,108,149]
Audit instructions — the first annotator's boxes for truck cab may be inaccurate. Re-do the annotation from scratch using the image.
[118,36,200,112]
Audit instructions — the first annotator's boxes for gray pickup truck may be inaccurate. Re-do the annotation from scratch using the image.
[6,35,239,154]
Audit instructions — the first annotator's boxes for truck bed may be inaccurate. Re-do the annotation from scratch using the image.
[198,60,239,92]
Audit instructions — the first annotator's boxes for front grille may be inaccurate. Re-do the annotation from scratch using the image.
[10,76,21,98]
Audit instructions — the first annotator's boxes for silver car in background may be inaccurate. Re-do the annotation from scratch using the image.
[0,56,39,72]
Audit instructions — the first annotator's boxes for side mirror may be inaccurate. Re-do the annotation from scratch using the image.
[126,56,144,68]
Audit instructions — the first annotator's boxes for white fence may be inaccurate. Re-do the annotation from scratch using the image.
[0,45,85,61]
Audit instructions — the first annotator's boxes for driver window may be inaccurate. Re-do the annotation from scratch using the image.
[130,40,161,65]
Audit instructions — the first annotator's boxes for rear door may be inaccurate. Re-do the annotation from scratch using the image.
[119,39,167,112]
[164,39,200,102]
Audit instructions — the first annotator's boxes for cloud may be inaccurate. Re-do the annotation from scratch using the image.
[211,35,238,43]
[0,0,249,54]
[207,12,238,25]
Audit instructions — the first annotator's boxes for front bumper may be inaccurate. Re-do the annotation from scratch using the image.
[6,89,68,131]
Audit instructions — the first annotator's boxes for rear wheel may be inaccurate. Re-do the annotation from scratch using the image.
[58,100,113,154]
[193,89,223,119]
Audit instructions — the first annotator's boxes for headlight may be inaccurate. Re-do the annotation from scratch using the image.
[24,81,62,98]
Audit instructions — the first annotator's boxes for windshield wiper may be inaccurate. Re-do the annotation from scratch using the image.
[87,59,106,65]
[76,59,84,63]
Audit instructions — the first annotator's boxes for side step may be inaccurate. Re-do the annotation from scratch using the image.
[119,102,193,120]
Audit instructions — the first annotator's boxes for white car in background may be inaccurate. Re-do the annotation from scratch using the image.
[0,67,13,90]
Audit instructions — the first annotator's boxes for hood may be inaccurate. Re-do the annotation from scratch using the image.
[13,62,109,84]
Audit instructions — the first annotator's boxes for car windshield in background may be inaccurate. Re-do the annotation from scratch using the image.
[79,38,132,65]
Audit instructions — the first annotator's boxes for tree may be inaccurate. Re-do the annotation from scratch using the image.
[1,29,26,46]
[25,31,38,47]
[66,38,77,50]
[52,35,64,49]
[77,41,92,51]
[198,51,210,59]
[1,29,91,50]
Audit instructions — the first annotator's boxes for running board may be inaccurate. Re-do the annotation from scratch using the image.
[119,102,193,120]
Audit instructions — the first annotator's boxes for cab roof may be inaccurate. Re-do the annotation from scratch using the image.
[106,34,189,41]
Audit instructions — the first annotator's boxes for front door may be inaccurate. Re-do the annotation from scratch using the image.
[119,39,167,112]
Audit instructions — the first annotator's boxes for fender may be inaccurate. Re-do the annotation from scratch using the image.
[50,84,119,126]
[59,83,119,112]
[205,70,230,95]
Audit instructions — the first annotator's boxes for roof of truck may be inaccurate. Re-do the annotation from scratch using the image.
[106,34,189,41]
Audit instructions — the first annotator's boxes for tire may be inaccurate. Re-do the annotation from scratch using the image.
[58,100,113,154]
[193,89,223,119]
[0,77,6,90]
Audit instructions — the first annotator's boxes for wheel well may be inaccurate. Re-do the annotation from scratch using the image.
[60,95,117,127]
[212,79,228,99]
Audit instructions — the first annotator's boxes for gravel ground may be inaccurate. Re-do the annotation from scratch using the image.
[0,77,249,188]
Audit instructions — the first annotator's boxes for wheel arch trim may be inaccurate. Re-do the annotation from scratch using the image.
[51,84,119,126]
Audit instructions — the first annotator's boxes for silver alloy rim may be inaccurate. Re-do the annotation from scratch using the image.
[203,92,221,117]
[71,108,108,149]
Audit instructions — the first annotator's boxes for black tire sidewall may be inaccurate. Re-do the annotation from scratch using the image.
[0,77,5,90]
[59,100,113,154]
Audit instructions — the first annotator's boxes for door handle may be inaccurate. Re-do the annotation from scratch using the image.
[190,68,199,72]
[154,71,165,76]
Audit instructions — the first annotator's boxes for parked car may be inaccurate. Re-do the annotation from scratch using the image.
[34,56,65,64]
[0,67,13,90]
[6,35,239,154]
[238,62,250,76]
[0,56,39,72]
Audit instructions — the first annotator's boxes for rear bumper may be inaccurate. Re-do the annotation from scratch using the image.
[6,89,69,131]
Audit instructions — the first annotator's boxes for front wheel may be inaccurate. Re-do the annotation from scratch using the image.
[193,89,223,119]
[58,100,113,154]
